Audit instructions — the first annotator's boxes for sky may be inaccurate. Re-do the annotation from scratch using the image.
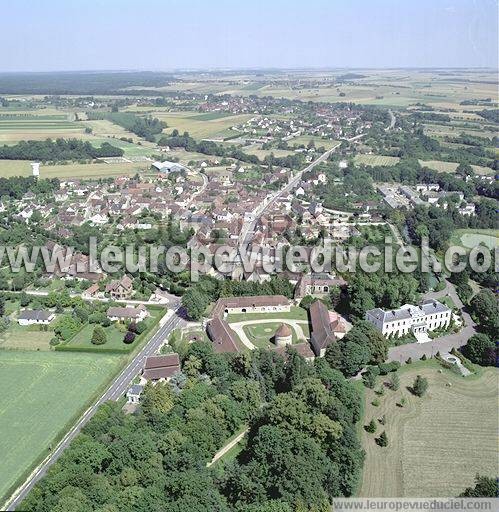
[0,0,497,72]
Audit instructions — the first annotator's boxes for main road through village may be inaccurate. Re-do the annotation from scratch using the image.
[6,134,367,510]
[5,303,186,511]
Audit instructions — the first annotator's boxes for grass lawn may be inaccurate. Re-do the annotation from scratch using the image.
[0,350,124,504]
[358,361,498,497]
[226,306,308,323]
[0,322,55,351]
[64,309,163,352]
[449,228,498,251]
[242,322,301,349]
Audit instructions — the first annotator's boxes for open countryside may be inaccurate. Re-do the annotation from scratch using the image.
[0,351,123,501]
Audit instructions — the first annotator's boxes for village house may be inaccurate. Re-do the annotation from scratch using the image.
[106,304,149,322]
[142,354,181,381]
[18,310,55,326]
[105,275,134,300]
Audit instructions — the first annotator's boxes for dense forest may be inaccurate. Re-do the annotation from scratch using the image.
[0,139,123,161]
[20,343,364,511]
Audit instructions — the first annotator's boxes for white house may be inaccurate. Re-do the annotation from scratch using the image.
[18,310,55,326]
[106,305,149,322]
[126,384,144,404]
[365,299,451,343]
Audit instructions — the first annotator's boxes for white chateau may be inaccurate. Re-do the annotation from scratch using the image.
[365,299,451,343]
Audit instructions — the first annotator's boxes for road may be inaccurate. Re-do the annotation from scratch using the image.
[5,304,186,511]
[387,280,476,362]
[239,134,366,245]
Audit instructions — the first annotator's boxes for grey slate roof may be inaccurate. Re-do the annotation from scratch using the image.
[18,310,52,321]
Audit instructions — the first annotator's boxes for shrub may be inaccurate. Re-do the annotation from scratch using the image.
[365,419,377,433]
[376,431,388,447]
[378,361,401,375]
[411,375,428,397]
[91,326,107,345]
[123,331,136,344]
[406,357,413,364]
[135,320,147,334]
[389,372,400,391]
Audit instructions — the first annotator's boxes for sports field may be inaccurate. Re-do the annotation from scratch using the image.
[358,362,498,497]
[0,350,123,503]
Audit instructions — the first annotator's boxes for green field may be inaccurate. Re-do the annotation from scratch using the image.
[358,362,498,497]
[144,110,253,140]
[450,229,498,251]
[0,159,151,179]
[419,159,493,176]
[289,135,339,150]
[0,350,123,503]
[354,154,401,166]
[0,322,55,351]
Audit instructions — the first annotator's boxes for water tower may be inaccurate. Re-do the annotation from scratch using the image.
[31,162,40,177]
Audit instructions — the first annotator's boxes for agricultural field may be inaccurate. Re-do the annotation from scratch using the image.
[449,229,498,251]
[244,146,296,160]
[0,112,85,143]
[0,350,124,503]
[354,154,400,166]
[289,135,339,150]
[358,362,498,497]
[418,159,493,176]
[0,159,151,179]
[138,110,253,140]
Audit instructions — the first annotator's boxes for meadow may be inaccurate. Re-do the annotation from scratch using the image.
[0,159,151,179]
[358,362,498,497]
[0,350,123,503]
[131,110,253,140]
[353,153,493,176]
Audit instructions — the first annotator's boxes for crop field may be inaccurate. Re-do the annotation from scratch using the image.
[289,135,339,150]
[354,154,400,166]
[244,146,296,160]
[358,362,498,497]
[0,160,151,179]
[0,350,123,503]
[146,110,253,140]
[449,229,498,251]
[418,159,493,175]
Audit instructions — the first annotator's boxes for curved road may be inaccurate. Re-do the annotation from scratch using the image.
[5,304,186,511]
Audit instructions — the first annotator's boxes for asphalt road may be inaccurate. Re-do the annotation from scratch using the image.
[5,305,186,511]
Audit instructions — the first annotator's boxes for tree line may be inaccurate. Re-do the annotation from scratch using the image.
[0,138,123,161]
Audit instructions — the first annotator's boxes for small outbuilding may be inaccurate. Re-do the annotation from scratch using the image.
[274,323,293,347]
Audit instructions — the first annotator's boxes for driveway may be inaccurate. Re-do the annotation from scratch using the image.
[387,280,476,363]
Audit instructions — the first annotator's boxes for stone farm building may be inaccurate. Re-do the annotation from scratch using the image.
[365,299,451,342]
[142,354,181,381]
